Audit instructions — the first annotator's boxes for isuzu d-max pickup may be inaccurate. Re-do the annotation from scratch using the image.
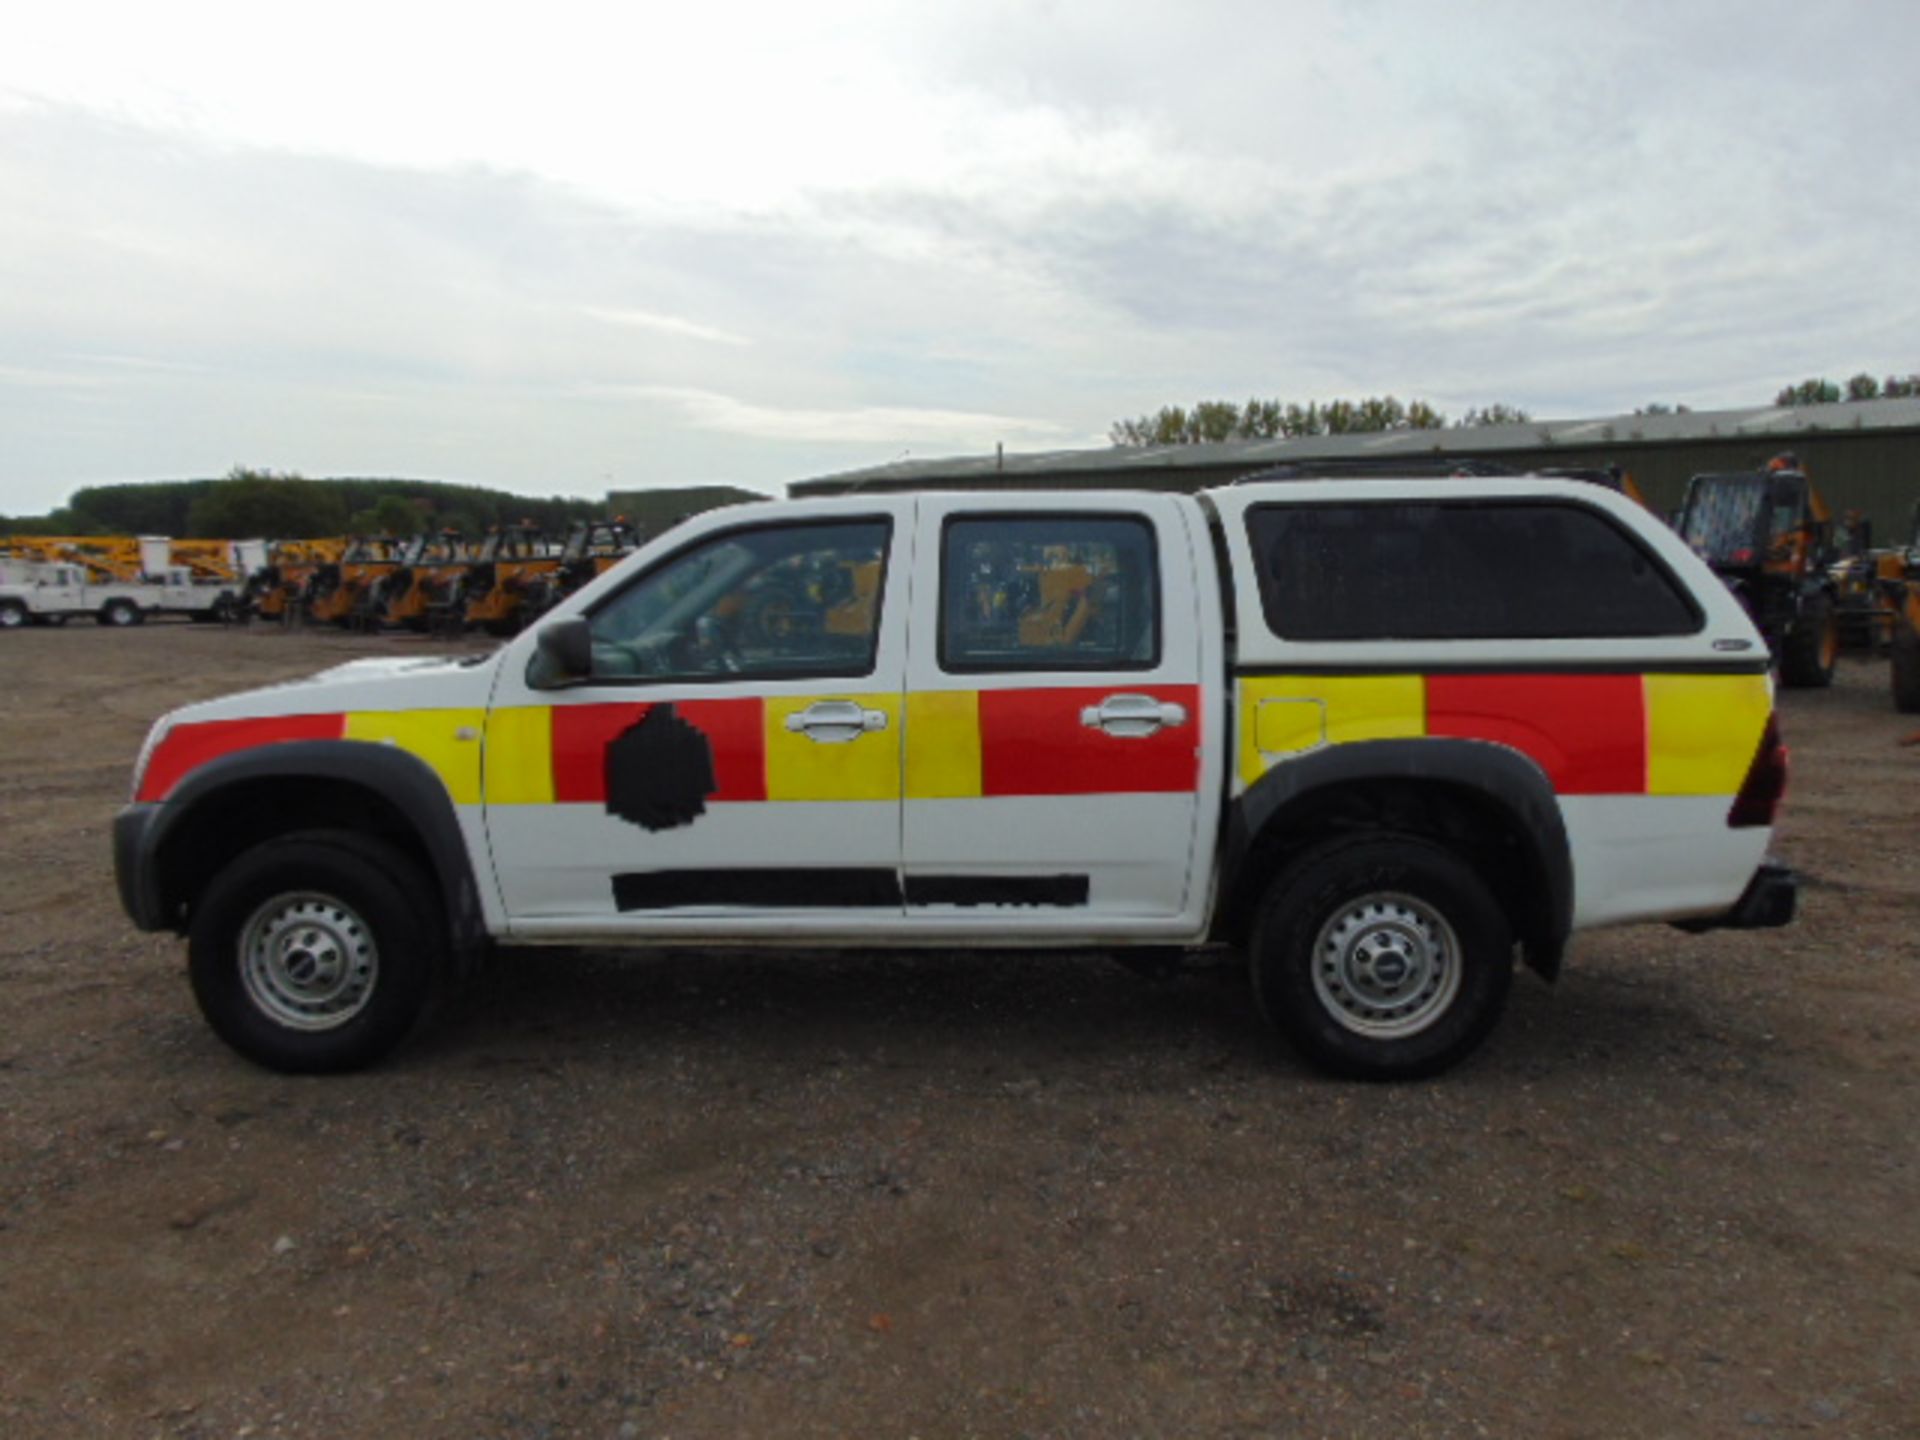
[116,477,1795,1078]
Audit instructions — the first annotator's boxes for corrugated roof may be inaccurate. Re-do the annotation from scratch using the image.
[793,397,1920,492]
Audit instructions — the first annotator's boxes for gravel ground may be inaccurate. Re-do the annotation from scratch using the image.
[1,623,1915,1439]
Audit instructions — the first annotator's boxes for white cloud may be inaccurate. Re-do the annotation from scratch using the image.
[580,308,752,348]
[2,1,1918,512]
[618,386,1071,447]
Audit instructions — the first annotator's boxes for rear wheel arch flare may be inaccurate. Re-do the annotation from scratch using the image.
[1219,738,1571,967]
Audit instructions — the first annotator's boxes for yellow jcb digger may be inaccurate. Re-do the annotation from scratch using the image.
[454,523,561,636]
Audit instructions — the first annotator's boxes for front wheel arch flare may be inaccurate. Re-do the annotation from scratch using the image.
[145,741,488,961]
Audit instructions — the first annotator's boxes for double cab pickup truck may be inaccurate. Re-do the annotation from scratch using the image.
[116,477,1796,1079]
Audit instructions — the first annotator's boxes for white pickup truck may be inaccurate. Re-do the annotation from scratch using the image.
[116,477,1795,1078]
[0,561,243,628]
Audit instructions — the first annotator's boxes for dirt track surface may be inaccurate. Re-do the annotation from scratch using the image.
[1,624,1916,1439]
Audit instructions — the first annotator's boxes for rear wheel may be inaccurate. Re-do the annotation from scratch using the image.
[1779,592,1838,688]
[0,599,27,629]
[98,599,142,627]
[188,831,444,1073]
[1250,836,1513,1080]
[1892,629,1920,714]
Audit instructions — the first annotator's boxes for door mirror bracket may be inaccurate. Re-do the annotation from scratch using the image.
[532,616,593,687]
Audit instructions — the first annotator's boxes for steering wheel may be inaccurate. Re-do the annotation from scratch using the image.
[634,623,743,676]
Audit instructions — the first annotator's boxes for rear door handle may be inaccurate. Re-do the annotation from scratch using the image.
[784,699,889,743]
[1079,693,1188,738]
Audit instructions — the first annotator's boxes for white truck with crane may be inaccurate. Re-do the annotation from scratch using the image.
[0,537,263,629]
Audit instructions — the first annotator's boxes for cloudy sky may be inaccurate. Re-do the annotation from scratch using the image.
[3,0,1916,513]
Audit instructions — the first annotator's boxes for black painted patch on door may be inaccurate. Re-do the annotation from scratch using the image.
[605,704,717,831]
[903,874,1090,907]
[613,868,901,910]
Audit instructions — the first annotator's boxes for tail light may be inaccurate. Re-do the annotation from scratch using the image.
[1728,713,1788,828]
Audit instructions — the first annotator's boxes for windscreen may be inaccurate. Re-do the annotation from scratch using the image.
[1678,476,1770,565]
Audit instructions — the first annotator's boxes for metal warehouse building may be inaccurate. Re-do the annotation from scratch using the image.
[794,398,1920,539]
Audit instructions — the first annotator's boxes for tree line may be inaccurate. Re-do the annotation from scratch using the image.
[1108,397,1530,447]
[1112,370,1920,447]
[1775,373,1920,406]
[2,468,604,539]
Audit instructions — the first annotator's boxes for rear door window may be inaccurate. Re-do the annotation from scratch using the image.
[939,515,1159,671]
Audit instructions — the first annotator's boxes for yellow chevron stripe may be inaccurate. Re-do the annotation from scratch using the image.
[1237,675,1425,786]
[905,690,983,799]
[1644,673,1772,795]
[344,708,485,805]
[764,694,902,801]
[482,705,554,804]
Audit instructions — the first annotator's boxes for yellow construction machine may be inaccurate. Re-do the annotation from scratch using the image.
[249,539,347,622]
[367,531,472,631]
[307,536,405,626]
[451,523,563,636]
[1675,455,1841,688]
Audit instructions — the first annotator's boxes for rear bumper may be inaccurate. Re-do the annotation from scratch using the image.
[1674,860,1798,933]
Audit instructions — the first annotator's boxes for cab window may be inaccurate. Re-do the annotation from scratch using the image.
[580,519,890,681]
[939,514,1159,671]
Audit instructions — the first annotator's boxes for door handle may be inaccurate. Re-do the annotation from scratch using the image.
[784,699,889,743]
[1079,693,1188,738]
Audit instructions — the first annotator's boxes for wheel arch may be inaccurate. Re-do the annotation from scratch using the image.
[1214,738,1573,979]
[123,741,488,965]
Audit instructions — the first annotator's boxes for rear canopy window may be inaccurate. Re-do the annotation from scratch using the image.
[1246,501,1700,641]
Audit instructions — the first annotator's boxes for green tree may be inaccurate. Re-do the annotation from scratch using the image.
[1110,394,1459,446]
[1845,373,1880,401]
[185,468,351,538]
[70,481,206,534]
[1456,404,1531,427]
[348,493,426,536]
[1774,378,1842,407]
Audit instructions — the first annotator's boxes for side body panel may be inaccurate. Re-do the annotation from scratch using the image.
[1209,480,1778,930]
[483,497,914,938]
[125,656,511,933]
[898,493,1223,939]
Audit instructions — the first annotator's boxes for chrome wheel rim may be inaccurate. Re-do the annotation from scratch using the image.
[1310,891,1461,1039]
[238,892,378,1031]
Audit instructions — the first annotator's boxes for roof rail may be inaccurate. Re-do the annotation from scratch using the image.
[1230,457,1519,483]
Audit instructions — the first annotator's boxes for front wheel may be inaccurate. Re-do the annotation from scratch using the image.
[99,599,142,627]
[188,831,445,1073]
[1250,836,1513,1080]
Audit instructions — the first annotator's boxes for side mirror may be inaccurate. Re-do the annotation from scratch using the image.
[535,616,593,684]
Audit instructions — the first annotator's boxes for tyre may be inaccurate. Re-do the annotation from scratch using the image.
[1249,835,1514,1080]
[187,831,445,1073]
[99,599,142,627]
[1892,630,1920,714]
[0,599,27,629]
[1778,592,1837,689]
